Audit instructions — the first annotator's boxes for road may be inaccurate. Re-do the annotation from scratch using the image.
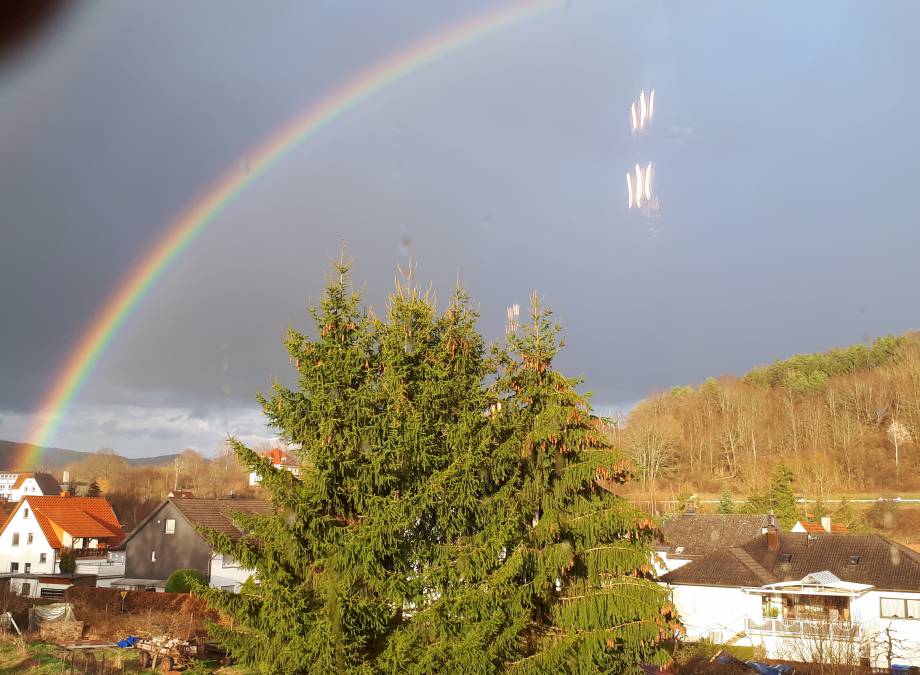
[697,498,920,505]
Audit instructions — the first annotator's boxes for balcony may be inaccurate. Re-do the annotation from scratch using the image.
[746,617,863,640]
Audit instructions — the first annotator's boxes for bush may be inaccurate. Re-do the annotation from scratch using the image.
[64,586,220,641]
[164,569,206,594]
[58,551,76,574]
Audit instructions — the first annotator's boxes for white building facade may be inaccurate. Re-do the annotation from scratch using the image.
[663,532,920,669]
[0,500,57,575]
[208,553,256,593]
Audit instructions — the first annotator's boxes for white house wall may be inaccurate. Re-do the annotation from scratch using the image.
[669,584,759,644]
[668,581,920,669]
[209,554,255,593]
[852,590,920,667]
[11,478,43,502]
[0,473,18,500]
[0,502,57,575]
[654,552,692,575]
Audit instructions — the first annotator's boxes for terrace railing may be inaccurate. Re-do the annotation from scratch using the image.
[745,617,862,640]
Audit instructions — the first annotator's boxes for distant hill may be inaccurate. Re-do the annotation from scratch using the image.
[623,331,920,495]
[0,440,179,471]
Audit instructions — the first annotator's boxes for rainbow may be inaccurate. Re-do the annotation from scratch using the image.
[18,0,563,469]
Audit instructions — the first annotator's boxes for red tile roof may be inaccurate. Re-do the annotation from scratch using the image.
[6,496,124,549]
[795,521,849,533]
[263,448,296,466]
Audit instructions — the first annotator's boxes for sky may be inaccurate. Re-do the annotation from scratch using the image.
[2,0,920,458]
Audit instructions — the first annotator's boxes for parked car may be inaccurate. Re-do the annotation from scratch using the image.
[711,650,795,675]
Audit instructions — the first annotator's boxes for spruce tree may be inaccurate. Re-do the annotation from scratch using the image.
[198,265,674,673]
[717,488,734,514]
[768,464,798,528]
[197,260,491,673]
[383,294,677,673]
[487,295,677,672]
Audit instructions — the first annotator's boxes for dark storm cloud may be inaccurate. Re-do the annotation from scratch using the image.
[3,1,920,455]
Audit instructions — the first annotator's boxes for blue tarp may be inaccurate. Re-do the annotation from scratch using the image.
[116,636,138,648]
[711,650,794,675]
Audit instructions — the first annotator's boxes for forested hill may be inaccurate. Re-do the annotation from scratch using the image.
[0,440,179,470]
[621,333,920,495]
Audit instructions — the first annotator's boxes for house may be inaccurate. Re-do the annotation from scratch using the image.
[661,529,920,668]
[167,490,194,499]
[0,496,123,597]
[791,516,848,534]
[655,512,773,574]
[249,448,300,486]
[0,472,61,501]
[118,496,270,592]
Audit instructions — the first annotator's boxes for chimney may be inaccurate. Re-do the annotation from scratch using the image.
[767,525,780,552]
[821,516,832,533]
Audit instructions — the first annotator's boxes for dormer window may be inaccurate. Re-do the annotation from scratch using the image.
[674,546,685,554]
[848,555,860,565]
[780,553,792,563]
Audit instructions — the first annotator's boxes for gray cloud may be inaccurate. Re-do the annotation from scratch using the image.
[3,1,920,454]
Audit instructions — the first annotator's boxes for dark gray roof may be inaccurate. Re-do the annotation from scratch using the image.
[657,513,771,558]
[661,532,920,592]
[33,472,62,496]
[170,498,271,540]
[119,497,271,549]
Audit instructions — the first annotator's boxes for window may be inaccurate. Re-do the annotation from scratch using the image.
[11,533,19,547]
[39,553,46,564]
[151,550,157,563]
[164,519,176,534]
[26,533,33,545]
[908,599,920,619]
[779,553,792,563]
[222,555,239,569]
[20,583,30,597]
[24,563,30,573]
[881,597,909,618]
[10,563,18,573]
[23,508,28,518]
[221,585,236,592]
[848,554,860,565]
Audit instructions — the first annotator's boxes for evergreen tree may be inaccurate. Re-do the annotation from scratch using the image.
[58,550,76,574]
[198,265,673,673]
[197,260,492,673]
[87,479,102,497]
[384,295,677,672]
[717,488,734,514]
[767,464,798,528]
